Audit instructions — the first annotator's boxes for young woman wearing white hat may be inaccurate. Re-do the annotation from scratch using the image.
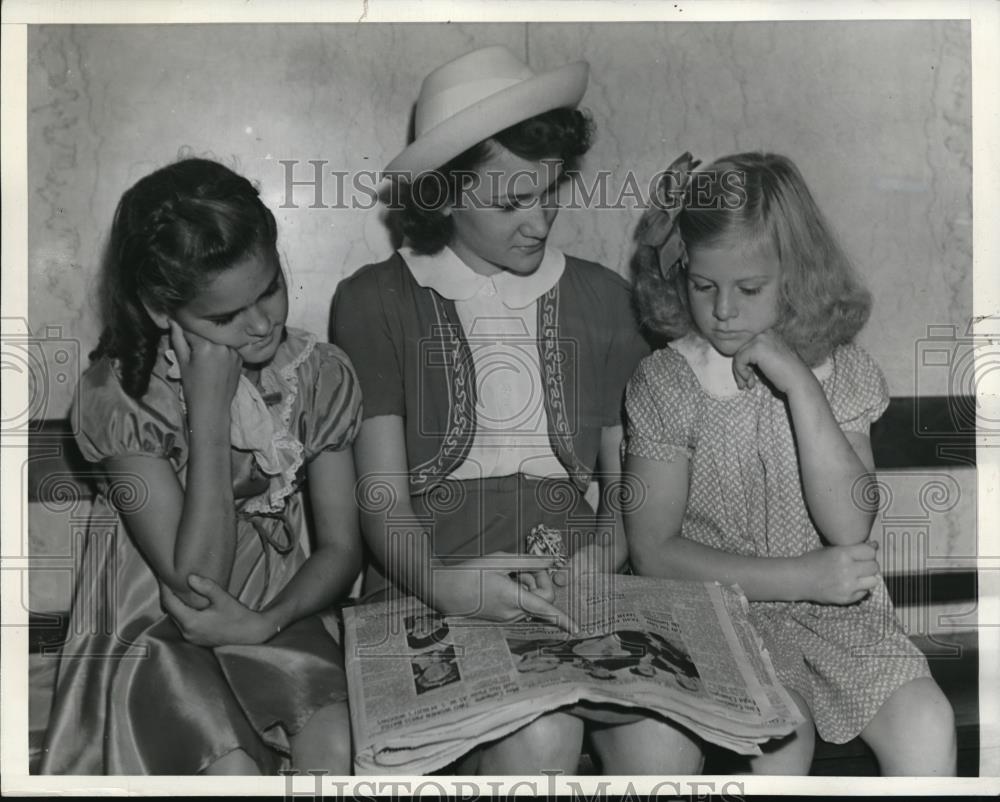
[332,45,702,775]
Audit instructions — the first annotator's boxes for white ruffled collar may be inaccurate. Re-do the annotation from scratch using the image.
[163,328,315,514]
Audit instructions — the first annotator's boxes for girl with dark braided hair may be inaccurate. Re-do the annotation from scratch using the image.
[42,158,362,775]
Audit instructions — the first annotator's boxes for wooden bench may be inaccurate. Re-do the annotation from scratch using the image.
[26,395,980,775]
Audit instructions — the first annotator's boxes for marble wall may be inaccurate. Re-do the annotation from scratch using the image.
[27,21,971,415]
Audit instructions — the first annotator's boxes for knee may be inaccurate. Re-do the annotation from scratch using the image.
[750,688,815,775]
[502,713,584,769]
[477,712,584,774]
[292,703,353,774]
[515,713,584,760]
[863,677,957,776]
[783,689,816,745]
[591,718,704,774]
[321,731,353,775]
[882,678,956,740]
[910,680,956,747]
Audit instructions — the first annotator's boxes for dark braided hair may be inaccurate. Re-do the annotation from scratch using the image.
[92,158,278,397]
[393,107,594,254]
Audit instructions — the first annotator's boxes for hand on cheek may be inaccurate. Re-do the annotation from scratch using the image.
[168,319,243,422]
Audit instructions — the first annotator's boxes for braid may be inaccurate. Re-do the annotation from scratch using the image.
[92,158,276,398]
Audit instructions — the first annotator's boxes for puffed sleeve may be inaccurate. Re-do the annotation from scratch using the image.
[825,344,890,433]
[330,267,405,419]
[298,343,364,458]
[72,357,186,466]
[624,349,699,462]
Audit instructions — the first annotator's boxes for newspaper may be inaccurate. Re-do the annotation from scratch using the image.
[343,574,804,775]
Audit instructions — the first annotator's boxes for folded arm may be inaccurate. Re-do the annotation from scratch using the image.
[624,452,878,605]
[106,446,236,610]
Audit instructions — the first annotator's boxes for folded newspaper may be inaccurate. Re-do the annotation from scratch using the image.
[343,573,804,775]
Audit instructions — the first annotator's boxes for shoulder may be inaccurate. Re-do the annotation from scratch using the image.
[560,255,640,331]
[830,342,883,378]
[336,252,411,296]
[825,343,889,427]
[625,343,703,451]
[286,336,364,453]
[332,253,418,336]
[76,354,121,401]
[74,357,128,429]
[309,342,360,385]
[626,343,704,421]
[825,343,888,398]
[633,344,698,390]
[75,351,180,420]
[72,351,185,462]
[563,255,633,295]
[280,328,358,381]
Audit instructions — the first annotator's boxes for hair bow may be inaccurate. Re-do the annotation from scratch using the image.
[638,152,701,279]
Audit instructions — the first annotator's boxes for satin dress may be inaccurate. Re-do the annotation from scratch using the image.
[40,329,361,774]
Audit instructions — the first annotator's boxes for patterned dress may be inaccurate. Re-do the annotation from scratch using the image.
[624,337,930,743]
[40,328,362,774]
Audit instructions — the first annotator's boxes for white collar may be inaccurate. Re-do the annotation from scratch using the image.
[400,245,565,309]
[670,333,833,397]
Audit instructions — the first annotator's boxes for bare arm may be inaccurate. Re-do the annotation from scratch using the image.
[786,379,877,545]
[352,414,428,597]
[353,414,575,629]
[732,331,877,546]
[159,449,365,645]
[119,322,243,607]
[256,447,364,631]
[589,425,630,572]
[626,452,806,600]
[624,451,879,604]
[105,449,235,609]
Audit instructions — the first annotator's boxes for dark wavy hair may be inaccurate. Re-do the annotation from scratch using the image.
[633,152,871,366]
[91,158,278,398]
[393,107,595,254]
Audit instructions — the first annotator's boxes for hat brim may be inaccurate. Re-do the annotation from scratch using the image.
[383,60,589,180]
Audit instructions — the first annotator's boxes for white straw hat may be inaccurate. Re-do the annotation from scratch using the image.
[384,45,589,180]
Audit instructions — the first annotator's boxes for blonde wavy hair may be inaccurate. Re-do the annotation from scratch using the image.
[633,152,872,366]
